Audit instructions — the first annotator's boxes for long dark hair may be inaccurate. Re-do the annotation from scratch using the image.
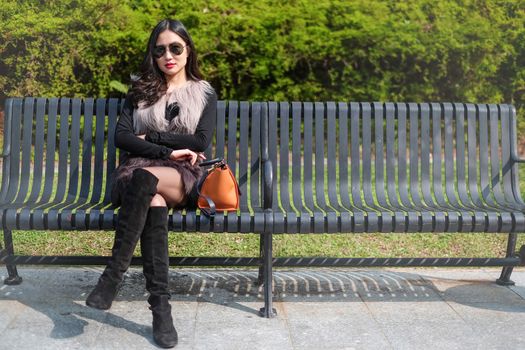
[129,19,203,107]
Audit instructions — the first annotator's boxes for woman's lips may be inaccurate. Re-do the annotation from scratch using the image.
[165,63,175,69]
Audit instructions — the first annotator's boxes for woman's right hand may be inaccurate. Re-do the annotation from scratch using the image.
[170,149,199,165]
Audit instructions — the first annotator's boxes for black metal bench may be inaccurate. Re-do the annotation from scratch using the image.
[1,98,525,318]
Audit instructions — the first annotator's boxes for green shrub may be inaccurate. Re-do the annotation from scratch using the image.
[1,0,523,133]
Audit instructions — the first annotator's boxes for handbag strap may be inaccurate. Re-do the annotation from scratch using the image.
[196,169,216,218]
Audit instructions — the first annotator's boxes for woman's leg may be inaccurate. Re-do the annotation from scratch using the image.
[139,169,184,348]
[86,168,159,310]
[140,199,178,348]
[142,166,188,208]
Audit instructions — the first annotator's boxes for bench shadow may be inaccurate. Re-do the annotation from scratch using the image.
[1,267,523,343]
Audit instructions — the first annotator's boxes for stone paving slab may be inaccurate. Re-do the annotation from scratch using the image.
[192,302,291,350]
[1,267,525,349]
[365,301,463,324]
[283,301,391,349]
[378,320,481,350]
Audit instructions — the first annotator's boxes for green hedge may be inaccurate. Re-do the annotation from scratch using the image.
[1,0,524,131]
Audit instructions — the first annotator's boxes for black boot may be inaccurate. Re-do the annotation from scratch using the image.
[141,207,178,348]
[86,169,159,310]
[149,295,178,348]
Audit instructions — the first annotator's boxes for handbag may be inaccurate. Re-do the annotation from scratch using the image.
[197,158,240,217]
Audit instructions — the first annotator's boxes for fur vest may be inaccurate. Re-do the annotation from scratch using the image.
[133,79,214,134]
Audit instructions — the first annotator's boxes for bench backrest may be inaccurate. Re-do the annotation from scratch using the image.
[2,98,523,233]
[0,98,266,215]
[267,102,524,233]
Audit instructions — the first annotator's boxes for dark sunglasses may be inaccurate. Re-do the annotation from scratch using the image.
[152,43,187,58]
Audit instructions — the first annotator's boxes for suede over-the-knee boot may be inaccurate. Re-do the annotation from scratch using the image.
[141,206,178,348]
[86,168,159,310]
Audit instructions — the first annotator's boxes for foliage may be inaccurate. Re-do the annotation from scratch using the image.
[0,0,524,131]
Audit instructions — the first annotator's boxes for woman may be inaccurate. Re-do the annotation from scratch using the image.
[86,19,217,348]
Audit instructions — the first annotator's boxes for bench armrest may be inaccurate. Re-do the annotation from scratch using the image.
[1,129,10,158]
[262,159,273,209]
[1,146,10,158]
[511,149,525,163]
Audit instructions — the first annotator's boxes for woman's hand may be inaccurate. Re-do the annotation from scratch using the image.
[137,134,146,140]
[170,149,199,165]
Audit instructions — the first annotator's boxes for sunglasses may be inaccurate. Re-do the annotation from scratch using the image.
[152,43,187,58]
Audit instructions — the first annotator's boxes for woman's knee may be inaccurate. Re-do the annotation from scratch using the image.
[150,194,167,207]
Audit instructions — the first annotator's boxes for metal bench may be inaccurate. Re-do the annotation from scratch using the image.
[1,98,525,318]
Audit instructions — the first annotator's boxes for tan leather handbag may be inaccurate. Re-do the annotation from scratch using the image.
[197,158,240,217]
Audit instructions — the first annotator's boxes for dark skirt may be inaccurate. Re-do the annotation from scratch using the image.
[111,156,203,209]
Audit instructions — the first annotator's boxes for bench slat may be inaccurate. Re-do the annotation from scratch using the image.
[362,103,376,212]
[373,102,389,210]
[500,105,520,211]
[454,104,471,210]
[250,102,262,213]
[226,101,238,175]
[510,106,525,208]
[91,99,107,205]
[278,102,292,212]
[4,99,23,204]
[103,98,119,205]
[214,101,226,159]
[314,102,327,212]
[38,98,59,209]
[488,104,504,208]
[0,99,13,203]
[67,98,82,200]
[291,102,305,214]
[337,102,351,211]
[79,99,94,204]
[302,102,316,214]
[26,99,46,204]
[239,101,250,212]
[385,103,399,209]
[350,103,361,210]
[16,98,34,204]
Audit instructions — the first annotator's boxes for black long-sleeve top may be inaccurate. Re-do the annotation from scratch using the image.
[115,89,217,160]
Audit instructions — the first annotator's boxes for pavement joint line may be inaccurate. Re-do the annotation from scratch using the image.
[362,298,395,350]
[508,285,525,300]
[277,302,297,350]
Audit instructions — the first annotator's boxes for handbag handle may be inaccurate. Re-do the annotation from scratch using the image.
[197,158,226,218]
[199,157,223,167]
[196,171,216,217]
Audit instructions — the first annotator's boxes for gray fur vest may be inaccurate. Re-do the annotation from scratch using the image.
[133,79,214,134]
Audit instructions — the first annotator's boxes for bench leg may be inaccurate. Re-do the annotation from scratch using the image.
[257,234,264,286]
[2,229,22,285]
[259,232,276,318]
[496,232,517,286]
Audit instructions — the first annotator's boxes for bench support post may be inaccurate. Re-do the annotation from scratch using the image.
[496,232,517,286]
[259,232,276,318]
[2,230,22,285]
[257,234,265,286]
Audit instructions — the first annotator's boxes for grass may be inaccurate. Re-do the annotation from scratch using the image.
[10,231,525,259]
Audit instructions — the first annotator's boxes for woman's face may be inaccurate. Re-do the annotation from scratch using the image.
[153,30,189,79]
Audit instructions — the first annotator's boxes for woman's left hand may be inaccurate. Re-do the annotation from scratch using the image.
[170,149,199,165]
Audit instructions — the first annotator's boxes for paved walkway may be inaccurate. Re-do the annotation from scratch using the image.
[1,266,525,349]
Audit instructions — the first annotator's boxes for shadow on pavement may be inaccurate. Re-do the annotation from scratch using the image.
[1,267,523,343]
